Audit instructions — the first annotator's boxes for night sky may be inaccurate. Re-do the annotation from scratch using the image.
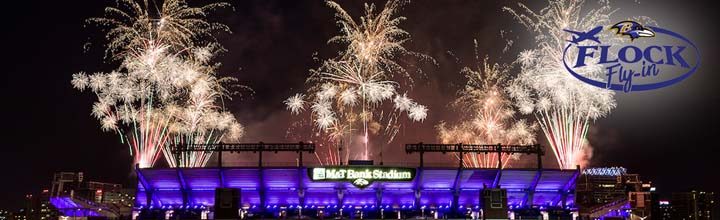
[2,0,719,210]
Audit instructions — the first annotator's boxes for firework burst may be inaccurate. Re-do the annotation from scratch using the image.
[503,0,621,169]
[285,0,433,164]
[87,0,230,60]
[74,0,242,168]
[438,40,537,168]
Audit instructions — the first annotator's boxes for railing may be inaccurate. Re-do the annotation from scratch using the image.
[161,142,549,169]
[172,142,315,153]
[405,143,545,169]
[587,198,630,219]
[405,143,543,154]
[49,197,101,217]
[71,196,121,217]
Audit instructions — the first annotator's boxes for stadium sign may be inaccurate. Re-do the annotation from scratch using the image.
[308,167,416,188]
[562,21,700,92]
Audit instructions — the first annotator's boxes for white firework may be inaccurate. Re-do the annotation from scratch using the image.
[87,0,231,59]
[284,93,306,115]
[285,0,432,164]
[315,112,337,131]
[339,88,358,106]
[437,42,538,168]
[71,72,90,91]
[75,0,243,168]
[317,83,338,101]
[393,93,413,111]
[407,104,427,122]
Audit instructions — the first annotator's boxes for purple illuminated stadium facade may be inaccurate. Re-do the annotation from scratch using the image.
[135,167,578,212]
[128,143,580,218]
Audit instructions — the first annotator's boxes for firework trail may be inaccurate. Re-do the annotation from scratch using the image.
[503,0,619,169]
[73,0,243,168]
[285,0,433,164]
[438,40,538,168]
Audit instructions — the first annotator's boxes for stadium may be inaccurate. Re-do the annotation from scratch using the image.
[123,143,580,219]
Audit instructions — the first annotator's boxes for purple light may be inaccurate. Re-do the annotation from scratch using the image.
[49,197,100,217]
[136,167,577,211]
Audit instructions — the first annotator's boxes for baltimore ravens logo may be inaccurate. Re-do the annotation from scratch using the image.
[611,21,655,41]
[352,178,370,187]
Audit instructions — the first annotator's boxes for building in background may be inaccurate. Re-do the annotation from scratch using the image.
[576,167,716,220]
[82,181,122,204]
[50,172,83,198]
[45,171,135,219]
[49,171,126,205]
[576,167,656,219]
[101,188,136,218]
[671,190,715,220]
[627,181,654,219]
[577,167,629,207]
[20,189,58,220]
[652,199,674,220]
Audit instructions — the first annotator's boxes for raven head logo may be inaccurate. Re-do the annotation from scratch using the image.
[352,178,370,188]
[612,21,655,41]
